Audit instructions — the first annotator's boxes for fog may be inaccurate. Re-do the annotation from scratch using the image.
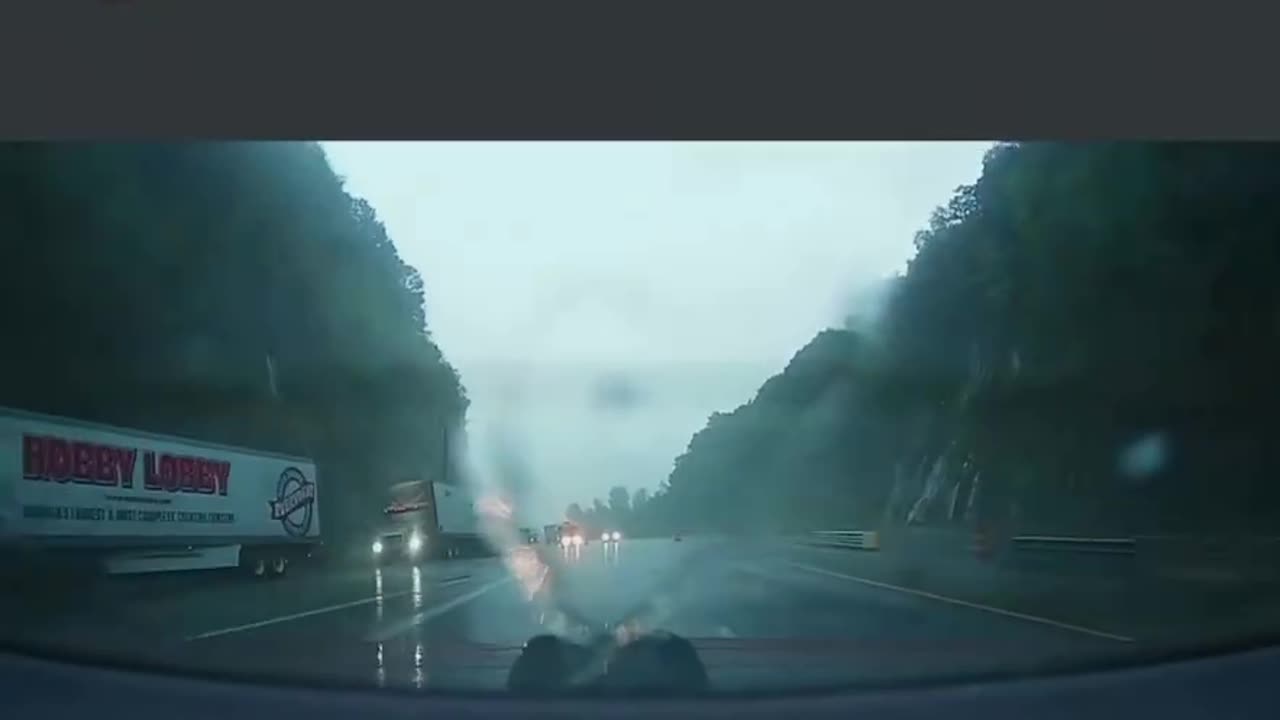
[322,142,990,525]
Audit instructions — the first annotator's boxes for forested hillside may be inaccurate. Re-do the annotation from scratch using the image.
[0,142,467,542]
[591,142,1280,538]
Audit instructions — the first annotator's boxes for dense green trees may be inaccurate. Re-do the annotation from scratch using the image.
[598,142,1280,538]
[0,142,467,542]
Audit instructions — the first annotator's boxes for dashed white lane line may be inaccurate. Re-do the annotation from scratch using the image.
[785,561,1134,643]
[365,576,514,643]
[185,575,476,642]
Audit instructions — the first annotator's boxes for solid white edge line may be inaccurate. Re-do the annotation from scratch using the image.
[365,575,514,643]
[785,561,1135,643]
[185,575,475,642]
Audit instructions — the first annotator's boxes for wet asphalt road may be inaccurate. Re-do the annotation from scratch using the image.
[3,537,1140,693]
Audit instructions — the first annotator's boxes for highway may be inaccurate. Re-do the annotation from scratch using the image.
[3,537,1144,693]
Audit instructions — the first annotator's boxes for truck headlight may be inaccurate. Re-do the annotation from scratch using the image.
[571,534,583,547]
[407,533,423,553]
[372,540,384,555]
[560,535,571,548]
[611,531,622,541]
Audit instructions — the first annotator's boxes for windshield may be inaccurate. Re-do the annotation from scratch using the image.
[2,141,1279,694]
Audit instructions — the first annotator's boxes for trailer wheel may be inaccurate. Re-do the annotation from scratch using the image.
[248,556,267,579]
[270,556,288,578]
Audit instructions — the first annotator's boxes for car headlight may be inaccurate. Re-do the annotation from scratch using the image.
[571,534,583,546]
[601,532,610,542]
[611,531,622,541]
[372,539,384,554]
[560,535,572,548]
[407,533,423,553]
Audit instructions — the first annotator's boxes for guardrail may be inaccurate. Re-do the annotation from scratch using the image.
[1010,535,1137,555]
[801,529,1138,558]
[804,529,880,551]
[798,528,1280,585]
[1002,534,1139,578]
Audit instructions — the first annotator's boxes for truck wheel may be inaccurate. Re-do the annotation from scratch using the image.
[270,556,288,578]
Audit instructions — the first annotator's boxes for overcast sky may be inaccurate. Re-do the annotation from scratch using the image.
[322,142,991,525]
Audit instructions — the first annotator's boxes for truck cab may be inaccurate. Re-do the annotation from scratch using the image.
[558,521,586,548]
[372,478,484,563]
[374,482,432,564]
[370,527,424,564]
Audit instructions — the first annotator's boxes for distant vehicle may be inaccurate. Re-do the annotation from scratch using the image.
[0,406,321,579]
[558,521,585,548]
[373,478,485,563]
[543,523,562,545]
[600,530,622,543]
[517,527,538,544]
[674,532,683,542]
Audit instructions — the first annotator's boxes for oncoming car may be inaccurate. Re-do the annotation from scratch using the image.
[600,530,622,544]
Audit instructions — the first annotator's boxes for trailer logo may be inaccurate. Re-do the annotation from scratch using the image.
[269,467,315,537]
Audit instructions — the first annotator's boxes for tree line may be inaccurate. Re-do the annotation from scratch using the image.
[564,485,652,537]
[0,142,467,543]
[571,142,1280,538]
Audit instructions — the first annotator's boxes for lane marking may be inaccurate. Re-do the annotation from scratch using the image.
[784,561,1134,643]
[185,575,474,641]
[366,576,514,643]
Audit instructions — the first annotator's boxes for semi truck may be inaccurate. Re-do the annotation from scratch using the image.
[372,478,486,563]
[548,520,585,548]
[0,406,321,579]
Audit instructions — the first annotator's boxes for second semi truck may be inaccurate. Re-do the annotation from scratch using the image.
[372,478,486,563]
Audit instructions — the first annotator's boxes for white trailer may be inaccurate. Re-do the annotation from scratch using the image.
[0,406,320,578]
[431,480,479,539]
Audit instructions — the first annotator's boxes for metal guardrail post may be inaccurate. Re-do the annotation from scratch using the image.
[1010,535,1137,555]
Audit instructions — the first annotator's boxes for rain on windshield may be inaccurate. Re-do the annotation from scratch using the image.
[1,141,1278,693]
